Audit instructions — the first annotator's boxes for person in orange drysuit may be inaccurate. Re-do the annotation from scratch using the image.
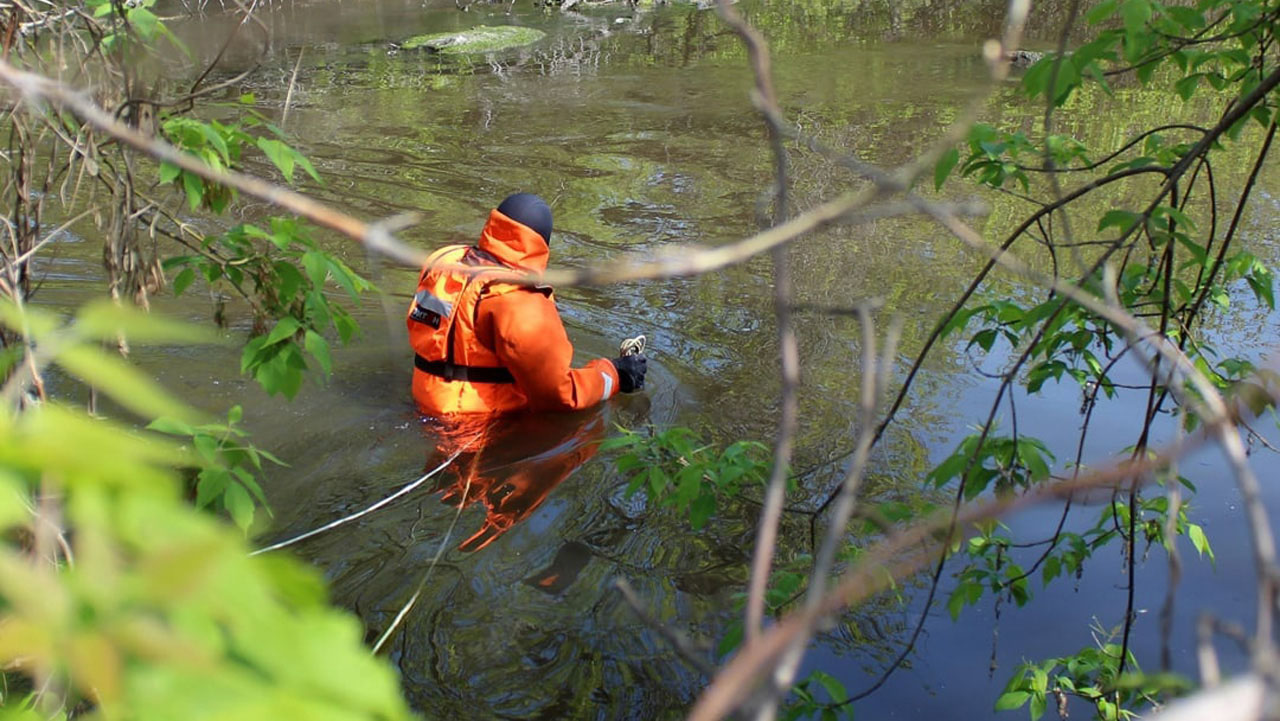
[407,193,647,416]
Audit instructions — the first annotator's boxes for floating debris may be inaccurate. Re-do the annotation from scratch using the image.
[399,25,546,54]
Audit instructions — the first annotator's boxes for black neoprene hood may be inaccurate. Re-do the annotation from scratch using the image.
[496,193,553,246]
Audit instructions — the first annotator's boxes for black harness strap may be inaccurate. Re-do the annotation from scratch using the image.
[426,245,530,385]
[414,354,515,384]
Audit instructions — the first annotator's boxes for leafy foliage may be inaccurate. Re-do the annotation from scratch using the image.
[160,105,319,214]
[165,217,371,398]
[148,405,286,531]
[0,6,407,718]
[0,303,413,721]
[155,92,363,399]
[925,1,1280,718]
[996,631,1191,721]
[601,425,770,529]
[86,0,188,56]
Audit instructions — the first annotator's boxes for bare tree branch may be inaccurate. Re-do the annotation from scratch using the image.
[711,0,799,653]
[0,60,430,268]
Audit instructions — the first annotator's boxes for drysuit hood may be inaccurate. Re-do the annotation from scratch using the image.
[477,209,550,273]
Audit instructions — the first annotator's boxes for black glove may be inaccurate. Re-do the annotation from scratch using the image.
[610,354,647,393]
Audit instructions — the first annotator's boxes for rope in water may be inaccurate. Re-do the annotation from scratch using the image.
[371,470,474,655]
[250,442,470,556]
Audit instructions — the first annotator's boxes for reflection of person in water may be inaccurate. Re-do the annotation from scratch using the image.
[425,409,605,553]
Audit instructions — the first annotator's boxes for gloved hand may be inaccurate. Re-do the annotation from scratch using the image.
[610,354,647,393]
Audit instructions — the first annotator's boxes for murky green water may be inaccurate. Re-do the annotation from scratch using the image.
[34,0,1280,718]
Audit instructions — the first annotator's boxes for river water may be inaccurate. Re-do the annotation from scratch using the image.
[42,0,1280,718]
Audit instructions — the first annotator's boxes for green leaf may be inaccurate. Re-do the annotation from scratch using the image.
[197,123,232,165]
[1164,6,1205,29]
[1174,74,1201,101]
[1042,555,1061,585]
[224,481,255,531]
[947,583,969,620]
[182,171,204,210]
[253,343,308,399]
[240,93,257,104]
[172,267,196,297]
[333,311,360,345]
[1098,210,1141,234]
[304,330,333,377]
[689,492,715,530]
[159,161,182,184]
[1085,0,1118,24]
[196,468,230,508]
[1120,0,1151,32]
[233,466,271,508]
[127,6,160,39]
[257,138,296,183]
[296,152,321,184]
[1247,270,1275,310]
[970,328,998,352]
[147,417,194,436]
[812,671,847,703]
[193,433,219,464]
[995,690,1031,711]
[0,472,29,532]
[326,257,368,301]
[1030,689,1047,720]
[1016,438,1051,481]
[717,620,744,658]
[934,147,960,191]
[1187,523,1215,562]
[928,446,970,487]
[302,251,329,288]
[264,316,303,346]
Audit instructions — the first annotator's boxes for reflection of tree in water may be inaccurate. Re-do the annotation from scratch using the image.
[327,420,942,719]
[300,400,936,719]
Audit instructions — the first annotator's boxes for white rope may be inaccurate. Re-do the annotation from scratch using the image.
[619,334,646,357]
[371,470,474,654]
[250,446,467,556]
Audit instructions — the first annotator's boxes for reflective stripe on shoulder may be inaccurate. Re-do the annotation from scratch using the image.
[600,370,614,401]
[414,289,453,318]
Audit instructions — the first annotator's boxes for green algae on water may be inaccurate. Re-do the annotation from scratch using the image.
[400,25,546,54]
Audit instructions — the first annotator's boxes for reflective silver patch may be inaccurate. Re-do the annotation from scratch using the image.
[415,290,454,318]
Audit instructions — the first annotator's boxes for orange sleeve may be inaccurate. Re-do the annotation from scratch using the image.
[479,290,620,412]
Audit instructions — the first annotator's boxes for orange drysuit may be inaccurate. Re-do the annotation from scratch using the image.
[407,209,620,416]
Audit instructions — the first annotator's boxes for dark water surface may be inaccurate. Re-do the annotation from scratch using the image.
[45,0,1280,718]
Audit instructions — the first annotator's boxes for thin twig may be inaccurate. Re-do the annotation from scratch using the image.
[280,47,304,130]
[712,0,797,652]
[764,308,901,716]
[687,426,1224,721]
[0,60,430,268]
